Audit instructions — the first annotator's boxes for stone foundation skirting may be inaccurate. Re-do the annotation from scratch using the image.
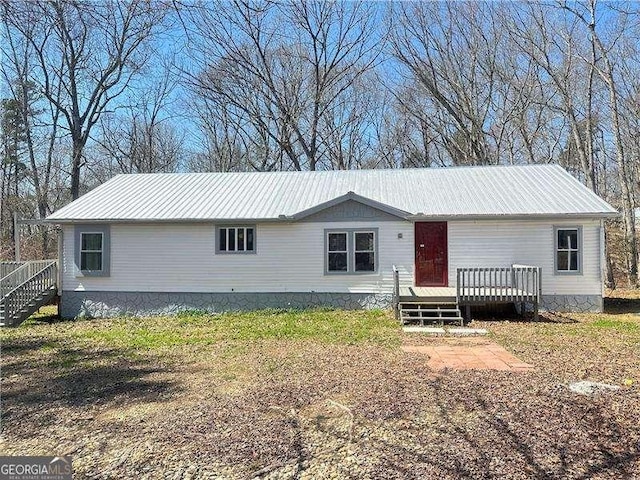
[540,294,603,313]
[60,290,393,319]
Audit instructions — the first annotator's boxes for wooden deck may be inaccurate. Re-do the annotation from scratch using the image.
[399,286,457,303]
[393,264,542,322]
[399,286,535,303]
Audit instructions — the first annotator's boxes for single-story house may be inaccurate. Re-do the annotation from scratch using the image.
[46,164,617,320]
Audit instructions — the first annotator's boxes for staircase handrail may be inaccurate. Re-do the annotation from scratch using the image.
[1,260,57,326]
[1,260,57,299]
[0,261,24,279]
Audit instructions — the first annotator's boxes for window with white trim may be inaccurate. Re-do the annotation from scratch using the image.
[556,228,580,273]
[74,224,110,277]
[327,232,348,272]
[80,232,104,271]
[354,231,375,271]
[217,226,255,253]
[326,229,377,274]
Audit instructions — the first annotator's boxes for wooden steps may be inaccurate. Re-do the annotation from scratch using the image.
[400,301,464,327]
[2,286,57,327]
[0,260,58,327]
[1,286,57,327]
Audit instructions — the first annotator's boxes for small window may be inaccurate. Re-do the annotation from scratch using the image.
[80,233,103,271]
[354,231,375,272]
[217,226,256,253]
[327,232,348,272]
[74,224,110,277]
[556,227,580,273]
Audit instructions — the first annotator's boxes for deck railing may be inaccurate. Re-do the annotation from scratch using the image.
[1,260,57,299]
[392,264,400,320]
[0,261,24,279]
[456,265,541,303]
[1,260,57,326]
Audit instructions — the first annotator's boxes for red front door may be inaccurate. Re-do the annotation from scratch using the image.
[415,222,448,287]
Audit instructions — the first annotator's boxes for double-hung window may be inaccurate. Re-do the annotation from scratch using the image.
[326,229,377,274]
[74,225,110,276]
[217,226,256,253]
[354,231,375,272]
[80,233,104,271]
[555,227,581,273]
[327,232,348,271]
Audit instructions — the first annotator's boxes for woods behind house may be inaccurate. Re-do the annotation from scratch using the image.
[2,0,639,285]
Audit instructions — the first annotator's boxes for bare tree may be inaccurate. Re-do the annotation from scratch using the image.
[186,0,382,171]
[2,0,168,199]
[507,5,594,184]
[1,12,66,256]
[96,61,185,176]
[390,2,502,166]
[561,0,639,286]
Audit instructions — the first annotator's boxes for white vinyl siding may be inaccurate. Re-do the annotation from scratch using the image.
[447,219,601,295]
[61,218,602,297]
[62,221,414,293]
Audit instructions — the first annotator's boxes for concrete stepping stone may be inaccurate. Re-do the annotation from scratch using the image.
[447,328,488,336]
[402,326,446,334]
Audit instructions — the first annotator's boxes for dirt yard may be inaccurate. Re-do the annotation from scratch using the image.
[1,300,639,479]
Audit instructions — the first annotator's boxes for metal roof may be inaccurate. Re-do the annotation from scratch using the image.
[47,164,618,222]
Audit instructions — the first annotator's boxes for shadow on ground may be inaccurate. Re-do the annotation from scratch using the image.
[360,375,640,479]
[2,335,179,435]
[604,295,640,314]
[470,305,577,324]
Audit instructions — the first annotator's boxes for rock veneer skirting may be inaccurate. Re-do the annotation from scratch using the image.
[539,294,603,313]
[60,290,393,319]
[60,291,603,319]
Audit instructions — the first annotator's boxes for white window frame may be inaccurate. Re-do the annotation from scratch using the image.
[326,231,349,273]
[216,226,256,254]
[325,228,378,275]
[74,224,110,277]
[80,232,104,272]
[554,226,582,274]
[354,230,376,272]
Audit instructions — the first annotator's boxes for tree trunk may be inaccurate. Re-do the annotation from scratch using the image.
[70,141,83,200]
[607,77,637,286]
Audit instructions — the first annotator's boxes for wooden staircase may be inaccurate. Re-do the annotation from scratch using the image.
[0,260,58,327]
[392,266,464,327]
[392,264,543,326]
[399,301,464,326]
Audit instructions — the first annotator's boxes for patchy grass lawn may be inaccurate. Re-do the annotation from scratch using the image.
[1,302,639,479]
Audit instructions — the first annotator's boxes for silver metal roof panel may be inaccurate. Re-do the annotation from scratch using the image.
[47,164,618,222]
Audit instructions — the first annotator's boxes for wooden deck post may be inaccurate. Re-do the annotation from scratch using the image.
[392,265,400,322]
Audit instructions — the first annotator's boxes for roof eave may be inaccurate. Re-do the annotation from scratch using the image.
[44,217,291,224]
[407,212,620,221]
[45,211,620,224]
